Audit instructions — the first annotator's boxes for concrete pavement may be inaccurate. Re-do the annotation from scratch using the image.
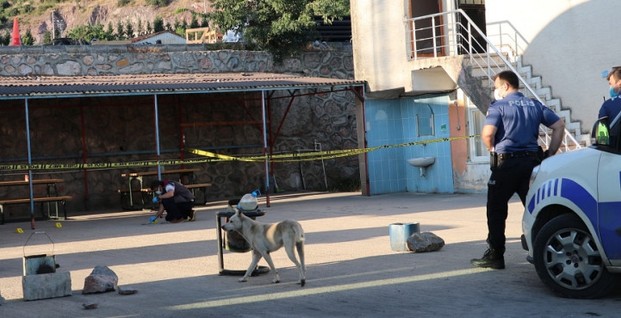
[1,191,620,318]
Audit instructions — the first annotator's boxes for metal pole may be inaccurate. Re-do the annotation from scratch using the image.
[261,90,270,206]
[24,98,35,229]
[431,17,437,58]
[79,104,89,210]
[154,94,162,180]
[316,140,328,191]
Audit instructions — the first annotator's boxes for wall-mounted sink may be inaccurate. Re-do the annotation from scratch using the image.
[407,157,435,177]
[407,157,435,168]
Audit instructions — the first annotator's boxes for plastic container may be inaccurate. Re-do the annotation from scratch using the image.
[238,190,260,211]
[388,222,420,252]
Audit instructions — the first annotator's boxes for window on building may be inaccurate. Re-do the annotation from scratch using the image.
[417,104,435,136]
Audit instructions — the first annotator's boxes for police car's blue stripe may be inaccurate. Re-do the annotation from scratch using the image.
[528,178,619,261]
[528,178,597,219]
[560,179,598,228]
[598,201,621,259]
[528,193,535,213]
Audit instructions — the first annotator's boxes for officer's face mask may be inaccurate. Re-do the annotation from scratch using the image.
[493,80,508,101]
[493,86,505,101]
[608,73,620,98]
[493,88,502,101]
[610,86,619,99]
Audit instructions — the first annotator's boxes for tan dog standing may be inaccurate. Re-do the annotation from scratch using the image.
[221,208,306,286]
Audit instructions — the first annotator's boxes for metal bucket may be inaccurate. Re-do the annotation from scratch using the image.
[23,231,56,276]
[226,231,251,252]
[388,222,420,252]
[22,231,72,301]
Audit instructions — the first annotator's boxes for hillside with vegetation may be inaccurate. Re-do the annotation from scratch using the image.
[1,0,350,61]
[0,0,211,45]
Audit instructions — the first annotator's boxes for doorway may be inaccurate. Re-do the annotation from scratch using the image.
[458,1,487,54]
[409,0,444,56]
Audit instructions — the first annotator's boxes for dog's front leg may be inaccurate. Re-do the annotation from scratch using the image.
[261,252,280,284]
[240,251,262,283]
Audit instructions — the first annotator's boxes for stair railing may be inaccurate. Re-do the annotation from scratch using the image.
[485,20,530,61]
[404,9,581,151]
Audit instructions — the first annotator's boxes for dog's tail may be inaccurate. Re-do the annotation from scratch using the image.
[295,224,305,243]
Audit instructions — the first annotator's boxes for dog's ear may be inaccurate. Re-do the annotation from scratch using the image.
[233,206,241,216]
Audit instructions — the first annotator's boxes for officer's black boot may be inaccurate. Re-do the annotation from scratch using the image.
[470,247,505,269]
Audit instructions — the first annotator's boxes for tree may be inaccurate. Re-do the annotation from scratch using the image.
[0,30,9,46]
[116,21,125,39]
[66,24,107,43]
[181,19,188,31]
[146,0,169,7]
[22,29,34,45]
[190,15,199,28]
[153,16,164,32]
[106,22,115,40]
[136,19,143,36]
[125,20,134,38]
[209,0,349,61]
[42,31,52,45]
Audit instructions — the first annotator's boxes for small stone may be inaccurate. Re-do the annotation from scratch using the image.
[118,286,138,295]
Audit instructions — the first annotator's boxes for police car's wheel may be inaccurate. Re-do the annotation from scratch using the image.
[533,214,618,298]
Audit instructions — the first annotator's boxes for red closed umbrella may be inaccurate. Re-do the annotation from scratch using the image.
[10,17,21,46]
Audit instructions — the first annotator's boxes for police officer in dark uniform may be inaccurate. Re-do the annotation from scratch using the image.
[471,70,565,269]
[151,179,196,223]
[598,67,621,129]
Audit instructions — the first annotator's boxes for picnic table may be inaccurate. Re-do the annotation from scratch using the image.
[0,178,71,228]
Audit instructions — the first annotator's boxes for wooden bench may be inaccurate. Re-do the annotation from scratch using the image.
[0,195,72,225]
[185,183,212,205]
[117,188,153,211]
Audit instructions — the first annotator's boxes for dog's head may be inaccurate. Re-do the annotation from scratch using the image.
[221,207,244,232]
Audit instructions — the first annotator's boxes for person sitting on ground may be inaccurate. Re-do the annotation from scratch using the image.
[150,179,196,223]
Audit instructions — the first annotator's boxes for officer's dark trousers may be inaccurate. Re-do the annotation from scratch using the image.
[486,156,539,251]
[162,198,193,221]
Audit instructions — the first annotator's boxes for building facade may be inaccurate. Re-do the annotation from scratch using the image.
[351,0,614,195]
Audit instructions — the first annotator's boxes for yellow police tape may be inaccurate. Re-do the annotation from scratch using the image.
[0,135,477,171]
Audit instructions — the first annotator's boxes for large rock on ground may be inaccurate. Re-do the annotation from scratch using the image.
[407,232,445,253]
[82,266,118,294]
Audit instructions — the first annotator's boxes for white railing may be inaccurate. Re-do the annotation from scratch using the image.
[404,9,581,151]
[486,20,529,60]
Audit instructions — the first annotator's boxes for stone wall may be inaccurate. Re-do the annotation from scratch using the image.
[0,44,359,217]
[0,43,353,78]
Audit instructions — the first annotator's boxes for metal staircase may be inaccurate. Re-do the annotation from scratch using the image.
[404,9,585,151]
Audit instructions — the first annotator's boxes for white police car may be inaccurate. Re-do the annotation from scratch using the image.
[521,119,621,298]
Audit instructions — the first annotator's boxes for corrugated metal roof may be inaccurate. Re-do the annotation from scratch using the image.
[0,73,365,99]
